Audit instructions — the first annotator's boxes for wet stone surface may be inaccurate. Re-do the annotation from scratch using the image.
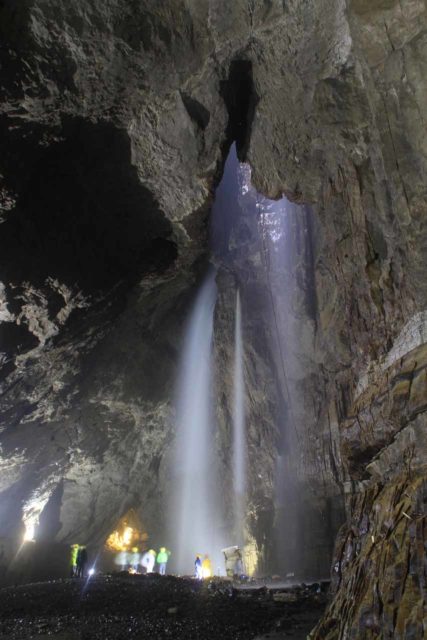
[0,574,327,639]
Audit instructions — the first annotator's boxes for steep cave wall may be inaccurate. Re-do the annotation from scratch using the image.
[239,0,427,634]
[0,1,426,632]
[212,158,284,575]
[243,0,427,634]
[211,148,345,578]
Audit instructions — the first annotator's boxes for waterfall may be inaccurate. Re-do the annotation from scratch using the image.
[172,269,224,574]
[169,142,313,578]
[232,289,246,546]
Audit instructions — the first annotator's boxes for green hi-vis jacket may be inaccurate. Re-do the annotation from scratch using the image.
[157,550,170,563]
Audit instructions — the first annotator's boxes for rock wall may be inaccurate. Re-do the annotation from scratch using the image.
[311,472,427,639]
[211,148,344,578]
[0,0,232,568]
[0,1,426,633]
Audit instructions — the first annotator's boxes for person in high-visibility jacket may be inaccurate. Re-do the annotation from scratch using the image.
[70,544,79,577]
[76,546,88,578]
[202,554,212,578]
[156,547,170,575]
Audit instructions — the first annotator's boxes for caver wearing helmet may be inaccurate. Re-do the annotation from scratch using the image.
[141,549,156,574]
[156,547,171,575]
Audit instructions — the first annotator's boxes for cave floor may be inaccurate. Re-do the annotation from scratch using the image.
[0,574,326,639]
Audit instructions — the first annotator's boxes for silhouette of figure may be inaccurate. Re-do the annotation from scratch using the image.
[195,555,203,580]
[76,546,88,578]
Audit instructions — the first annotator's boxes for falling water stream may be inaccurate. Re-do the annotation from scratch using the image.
[170,143,311,578]
[172,269,224,574]
[232,289,246,547]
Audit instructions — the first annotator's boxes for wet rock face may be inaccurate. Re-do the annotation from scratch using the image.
[312,473,427,639]
[212,153,344,578]
[0,1,426,632]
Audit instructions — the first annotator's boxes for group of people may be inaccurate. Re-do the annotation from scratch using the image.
[114,547,214,579]
[194,554,212,580]
[70,544,88,578]
[115,547,171,575]
[69,544,237,580]
[141,547,171,575]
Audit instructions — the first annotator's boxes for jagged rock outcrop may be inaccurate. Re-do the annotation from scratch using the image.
[0,1,426,635]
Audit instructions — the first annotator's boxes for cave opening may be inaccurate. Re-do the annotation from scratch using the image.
[221,60,259,161]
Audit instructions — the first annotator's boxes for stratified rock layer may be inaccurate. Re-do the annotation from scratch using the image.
[0,1,426,635]
[311,472,427,639]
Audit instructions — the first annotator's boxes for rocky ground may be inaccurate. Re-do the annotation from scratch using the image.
[0,574,327,640]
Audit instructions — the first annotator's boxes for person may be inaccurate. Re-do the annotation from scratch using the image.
[156,547,170,575]
[115,550,129,571]
[70,544,79,577]
[130,547,141,572]
[195,554,203,580]
[141,549,156,574]
[76,546,88,578]
[202,554,212,579]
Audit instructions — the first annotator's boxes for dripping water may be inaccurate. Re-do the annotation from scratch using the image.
[232,289,246,547]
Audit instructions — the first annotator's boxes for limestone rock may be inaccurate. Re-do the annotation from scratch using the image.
[0,2,426,635]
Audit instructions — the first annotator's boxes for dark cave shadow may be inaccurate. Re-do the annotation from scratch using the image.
[0,116,177,363]
[0,117,177,293]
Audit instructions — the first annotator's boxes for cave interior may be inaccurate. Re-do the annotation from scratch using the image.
[0,1,426,639]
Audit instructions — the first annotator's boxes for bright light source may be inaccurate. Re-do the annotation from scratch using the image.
[123,526,133,545]
[88,568,95,576]
[106,525,135,552]
[23,521,35,542]
[105,510,148,553]
[22,490,54,544]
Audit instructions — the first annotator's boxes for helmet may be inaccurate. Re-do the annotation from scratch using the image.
[160,547,166,552]
[149,549,156,555]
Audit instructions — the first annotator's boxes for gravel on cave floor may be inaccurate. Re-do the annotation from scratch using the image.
[0,574,327,639]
